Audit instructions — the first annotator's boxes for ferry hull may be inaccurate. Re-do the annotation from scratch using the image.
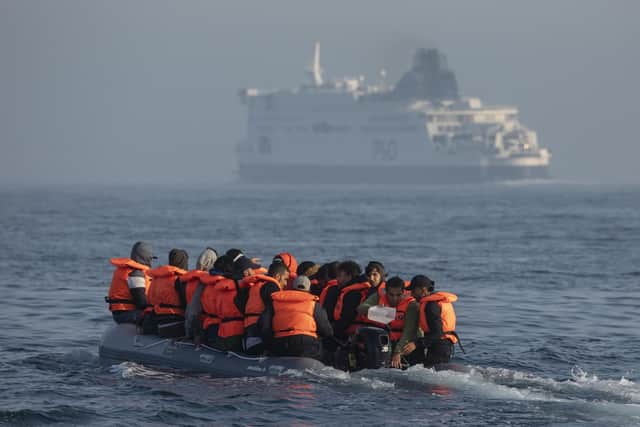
[237,164,550,184]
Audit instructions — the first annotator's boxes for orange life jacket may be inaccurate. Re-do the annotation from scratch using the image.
[242,274,283,328]
[106,258,151,312]
[376,282,386,298]
[214,278,246,338]
[147,265,187,316]
[419,292,458,343]
[334,281,371,335]
[272,291,318,339]
[181,270,210,305]
[318,279,338,306]
[378,294,415,341]
[200,274,226,330]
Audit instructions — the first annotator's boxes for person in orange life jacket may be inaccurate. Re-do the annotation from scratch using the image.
[142,248,189,335]
[243,262,289,355]
[406,275,459,367]
[357,276,422,368]
[258,276,333,359]
[332,261,371,340]
[272,252,298,288]
[297,261,321,294]
[200,255,234,346]
[365,261,386,297]
[182,247,218,339]
[106,241,157,324]
[317,261,340,316]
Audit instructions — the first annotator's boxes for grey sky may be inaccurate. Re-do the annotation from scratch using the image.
[1,0,639,185]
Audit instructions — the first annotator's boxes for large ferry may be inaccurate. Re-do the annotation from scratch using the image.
[237,43,550,184]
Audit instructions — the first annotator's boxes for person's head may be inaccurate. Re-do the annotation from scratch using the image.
[234,256,261,279]
[410,275,435,300]
[316,261,339,285]
[336,260,361,286]
[297,261,320,278]
[196,247,218,271]
[385,276,406,307]
[365,261,385,288]
[268,261,290,288]
[169,248,189,270]
[130,241,157,267]
[212,254,234,274]
[225,248,245,263]
[292,276,311,292]
[273,252,298,275]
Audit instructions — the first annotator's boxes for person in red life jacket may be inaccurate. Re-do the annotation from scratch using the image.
[258,276,333,359]
[199,255,234,347]
[272,252,298,288]
[317,261,340,316]
[106,241,157,324]
[297,261,321,294]
[332,260,371,340]
[365,261,386,297]
[182,247,218,339]
[405,275,461,367]
[142,248,189,335]
[357,276,422,368]
[242,262,289,355]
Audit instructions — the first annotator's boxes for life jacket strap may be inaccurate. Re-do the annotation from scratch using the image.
[104,296,135,304]
[159,303,183,309]
[221,316,244,323]
[446,331,465,354]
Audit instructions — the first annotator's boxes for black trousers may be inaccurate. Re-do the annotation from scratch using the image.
[269,335,322,359]
[424,339,453,367]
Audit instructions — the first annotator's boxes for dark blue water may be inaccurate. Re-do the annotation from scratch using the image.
[1,182,639,426]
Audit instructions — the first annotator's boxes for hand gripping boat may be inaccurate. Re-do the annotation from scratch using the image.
[99,324,327,377]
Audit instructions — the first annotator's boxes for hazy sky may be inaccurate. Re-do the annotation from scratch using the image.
[1,0,639,185]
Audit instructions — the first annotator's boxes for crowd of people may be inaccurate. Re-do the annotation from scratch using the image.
[105,241,462,368]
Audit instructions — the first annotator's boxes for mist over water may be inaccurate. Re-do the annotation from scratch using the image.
[0,183,639,425]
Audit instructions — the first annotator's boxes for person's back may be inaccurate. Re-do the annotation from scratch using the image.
[182,247,218,339]
[416,276,460,366]
[260,276,332,359]
[106,241,155,324]
[242,262,288,355]
[143,248,189,335]
[333,261,371,340]
[213,276,246,352]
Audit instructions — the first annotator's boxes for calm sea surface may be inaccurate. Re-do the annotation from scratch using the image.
[0,183,639,426]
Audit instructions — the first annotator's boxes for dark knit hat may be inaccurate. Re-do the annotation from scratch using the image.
[169,248,189,270]
[130,241,157,266]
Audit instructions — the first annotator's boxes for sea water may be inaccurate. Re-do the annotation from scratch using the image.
[0,182,638,426]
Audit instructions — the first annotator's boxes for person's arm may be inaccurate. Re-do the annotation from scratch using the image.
[395,301,419,354]
[323,288,339,322]
[313,303,333,338]
[332,291,362,338]
[258,306,274,340]
[175,278,187,308]
[185,283,204,338]
[260,282,280,309]
[128,269,148,309]
[422,302,443,344]
[357,293,379,316]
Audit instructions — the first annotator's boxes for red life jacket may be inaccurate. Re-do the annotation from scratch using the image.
[419,292,458,343]
[241,274,283,328]
[106,258,151,312]
[214,278,247,339]
[200,274,226,330]
[334,281,371,335]
[272,291,318,339]
[378,294,415,341]
[181,270,211,305]
[147,265,187,316]
[318,279,338,306]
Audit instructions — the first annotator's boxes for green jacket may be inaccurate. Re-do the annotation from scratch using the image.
[358,293,422,354]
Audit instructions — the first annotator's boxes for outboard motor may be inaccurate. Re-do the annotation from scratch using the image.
[333,327,391,372]
[354,326,392,369]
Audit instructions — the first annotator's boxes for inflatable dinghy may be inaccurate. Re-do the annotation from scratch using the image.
[99,324,326,377]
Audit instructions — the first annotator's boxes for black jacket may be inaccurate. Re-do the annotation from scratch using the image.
[332,275,370,339]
